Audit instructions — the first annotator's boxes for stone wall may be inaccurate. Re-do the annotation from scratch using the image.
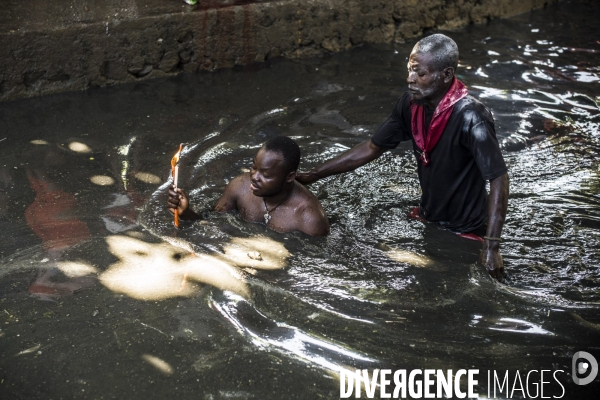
[0,0,562,102]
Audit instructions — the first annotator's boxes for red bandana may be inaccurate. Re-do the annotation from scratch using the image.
[410,78,468,166]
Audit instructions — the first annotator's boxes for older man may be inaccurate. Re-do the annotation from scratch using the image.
[168,136,329,236]
[296,34,509,281]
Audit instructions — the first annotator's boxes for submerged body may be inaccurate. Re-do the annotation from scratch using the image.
[168,138,329,237]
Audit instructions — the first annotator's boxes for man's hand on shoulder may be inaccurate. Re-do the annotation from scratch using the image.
[479,243,504,282]
[295,140,386,186]
[295,170,319,185]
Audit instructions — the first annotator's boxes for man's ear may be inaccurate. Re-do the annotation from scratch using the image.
[443,67,455,83]
[286,171,296,183]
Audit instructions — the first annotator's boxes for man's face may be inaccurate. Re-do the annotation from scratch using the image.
[249,148,291,197]
[406,51,448,107]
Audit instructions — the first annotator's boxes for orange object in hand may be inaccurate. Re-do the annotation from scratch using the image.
[171,143,183,228]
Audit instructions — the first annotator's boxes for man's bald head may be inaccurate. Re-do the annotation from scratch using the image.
[412,34,459,72]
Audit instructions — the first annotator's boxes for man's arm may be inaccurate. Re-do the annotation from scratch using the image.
[168,174,244,220]
[296,140,386,185]
[214,174,245,212]
[479,172,509,282]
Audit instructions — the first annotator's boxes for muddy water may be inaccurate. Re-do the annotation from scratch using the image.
[1,0,599,398]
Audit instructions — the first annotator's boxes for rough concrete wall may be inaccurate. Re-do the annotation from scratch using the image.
[0,0,562,102]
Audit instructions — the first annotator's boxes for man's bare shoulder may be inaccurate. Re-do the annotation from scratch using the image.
[215,173,251,212]
[226,173,251,194]
[293,182,329,236]
[294,182,322,209]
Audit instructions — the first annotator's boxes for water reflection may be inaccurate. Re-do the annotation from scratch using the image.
[99,235,251,299]
[385,248,435,269]
[0,1,599,398]
[212,291,377,373]
[141,354,174,376]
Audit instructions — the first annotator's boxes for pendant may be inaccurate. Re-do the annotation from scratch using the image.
[264,213,271,224]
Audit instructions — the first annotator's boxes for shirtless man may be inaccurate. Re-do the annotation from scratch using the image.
[167,136,329,236]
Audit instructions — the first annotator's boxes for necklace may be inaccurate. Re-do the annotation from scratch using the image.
[263,187,294,225]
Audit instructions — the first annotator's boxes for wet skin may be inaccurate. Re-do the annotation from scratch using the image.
[296,48,509,281]
[168,148,329,236]
[406,51,454,108]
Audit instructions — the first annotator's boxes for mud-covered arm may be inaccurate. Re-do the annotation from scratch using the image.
[296,140,386,185]
[479,172,509,281]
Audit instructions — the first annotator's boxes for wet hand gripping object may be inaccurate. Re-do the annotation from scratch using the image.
[171,144,183,228]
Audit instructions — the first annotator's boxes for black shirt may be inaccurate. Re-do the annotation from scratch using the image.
[371,92,507,233]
